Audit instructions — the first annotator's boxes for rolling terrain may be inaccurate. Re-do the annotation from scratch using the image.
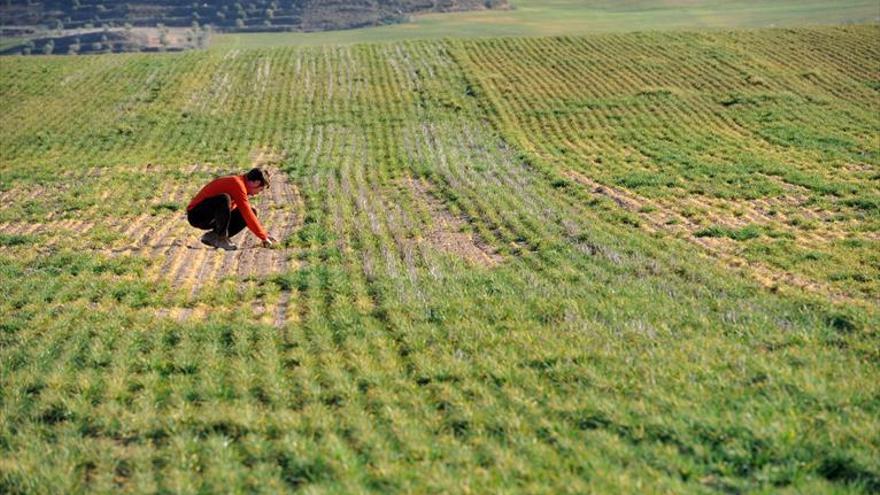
[213,0,880,48]
[0,0,509,55]
[0,25,878,493]
[0,0,508,31]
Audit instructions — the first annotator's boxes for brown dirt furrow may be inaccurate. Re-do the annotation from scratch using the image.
[164,215,193,246]
[562,168,871,303]
[162,243,196,286]
[170,307,193,322]
[151,237,186,281]
[186,163,207,174]
[738,256,868,306]
[126,162,303,294]
[171,219,198,246]
[252,299,271,326]
[283,182,299,208]
[253,248,276,279]
[135,217,178,260]
[55,219,75,231]
[151,181,176,207]
[211,249,241,284]
[175,305,210,323]
[0,220,96,240]
[97,185,117,202]
[235,246,262,278]
[404,175,502,267]
[44,221,74,235]
[270,250,290,277]
[213,246,241,282]
[257,208,278,229]
[0,223,29,235]
[251,150,284,172]
[215,246,243,280]
[274,249,292,275]
[242,247,266,278]
[153,224,190,271]
[69,221,95,241]
[144,220,181,255]
[155,306,205,324]
[178,224,206,249]
[154,307,172,320]
[189,250,227,296]
[190,305,209,321]
[797,233,828,247]
[114,215,153,250]
[267,178,283,204]
[231,246,259,278]
[679,193,855,249]
[279,220,298,245]
[17,223,44,236]
[797,208,830,222]
[19,186,48,203]
[564,169,647,212]
[860,230,880,241]
[269,212,290,242]
[736,210,772,226]
[168,182,197,205]
[172,246,209,290]
[274,290,292,328]
[283,180,300,209]
[258,248,284,278]
[270,208,299,243]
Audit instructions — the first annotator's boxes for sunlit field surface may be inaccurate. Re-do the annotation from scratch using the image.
[1,24,878,493]
[212,0,880,48]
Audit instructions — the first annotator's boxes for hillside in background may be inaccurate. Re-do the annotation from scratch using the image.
[0,0,509,32]
[0,0,509,54]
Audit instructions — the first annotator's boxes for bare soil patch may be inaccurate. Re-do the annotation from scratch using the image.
[0,161,304,304]
[563,169,863,303]
[135,163,301,293]
[0,219,95,238]
[404,175,502,267]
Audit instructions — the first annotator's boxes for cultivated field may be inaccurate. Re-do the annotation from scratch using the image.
[212,0,880,48]
[1,25,878,493]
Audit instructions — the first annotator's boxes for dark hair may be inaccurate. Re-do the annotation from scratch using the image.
[245,167,270,187]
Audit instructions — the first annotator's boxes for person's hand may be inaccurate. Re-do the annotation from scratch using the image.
[261,235,278,248]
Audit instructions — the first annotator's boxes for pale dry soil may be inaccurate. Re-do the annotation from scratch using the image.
[0,154,304,326]
[563,169,875,304]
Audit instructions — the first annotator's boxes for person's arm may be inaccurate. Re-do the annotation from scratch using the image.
[230,186,269,241]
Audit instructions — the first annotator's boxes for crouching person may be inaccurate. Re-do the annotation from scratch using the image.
[187,167,278,250]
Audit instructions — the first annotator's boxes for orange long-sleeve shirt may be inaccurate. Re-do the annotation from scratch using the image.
[187,175,268,241]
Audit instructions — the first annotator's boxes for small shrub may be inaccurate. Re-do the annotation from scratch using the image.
[550,178,570,189]
[0,234,34,247]
[695,225,762,241]
[842,196,879,213]
[150,202,180,214]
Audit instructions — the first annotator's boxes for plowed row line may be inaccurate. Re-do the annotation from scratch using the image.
[562,169,862,302]
[403,175,501,267]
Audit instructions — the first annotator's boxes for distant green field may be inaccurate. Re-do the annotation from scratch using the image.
[212,0,880,49]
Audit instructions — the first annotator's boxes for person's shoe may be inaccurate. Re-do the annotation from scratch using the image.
[214,235,238,251]
[200,231,218,247]
[201,232,237,251]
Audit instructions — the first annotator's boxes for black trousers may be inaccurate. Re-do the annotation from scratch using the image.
[187,195,256,238]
